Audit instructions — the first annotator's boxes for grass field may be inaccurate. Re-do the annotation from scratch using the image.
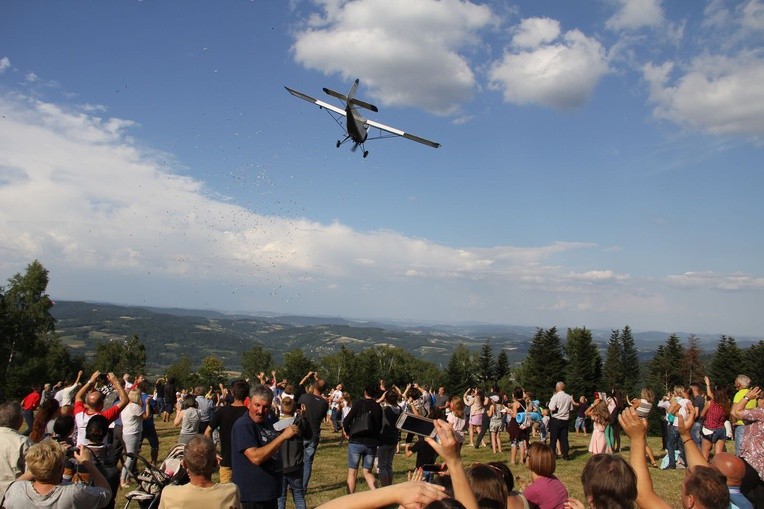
[117,419,686,508]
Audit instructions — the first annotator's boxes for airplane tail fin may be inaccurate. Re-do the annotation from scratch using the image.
[323,79,379,112]
[347,79,359,101]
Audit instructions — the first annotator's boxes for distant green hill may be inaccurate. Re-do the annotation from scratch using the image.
[52,301,754,375]
[51,301,534,373]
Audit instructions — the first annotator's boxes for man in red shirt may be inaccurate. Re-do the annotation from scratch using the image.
[73,371,129,445]
[20,385,41,437]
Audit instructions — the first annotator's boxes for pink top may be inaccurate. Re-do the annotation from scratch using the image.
[524,476,568,509]
[740,408,764,481]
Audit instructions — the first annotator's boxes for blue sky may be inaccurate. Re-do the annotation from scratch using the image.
[1,0,763,336]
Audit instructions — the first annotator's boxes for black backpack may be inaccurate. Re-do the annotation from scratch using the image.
[279,415,305,475]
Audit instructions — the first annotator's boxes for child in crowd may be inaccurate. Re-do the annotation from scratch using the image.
[586,399,611,455]
[446,396,466,453]
[275,397,307,509]
[487,395,505,453]
[539,407,550,442]
[338,393,353,446]
[523,442,568,509]
[574,395,589,436]
[630,387,658,467]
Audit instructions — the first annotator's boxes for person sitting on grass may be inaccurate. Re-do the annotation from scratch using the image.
[158,435,240,509]
[483,461,529,509]
[3,440,111,508]
[465,463,507,507]
[523,442,568,509]
[565,454,637,509]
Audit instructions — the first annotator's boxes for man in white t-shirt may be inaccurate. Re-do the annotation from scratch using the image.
[53,370,83,408]
[548,382,574,460]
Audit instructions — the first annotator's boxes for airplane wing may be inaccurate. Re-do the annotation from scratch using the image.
[286,85,440,149]
[285,86,347,117]
[366,118,441,148]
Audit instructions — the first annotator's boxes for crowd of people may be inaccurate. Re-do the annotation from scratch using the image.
[0,367,762,509]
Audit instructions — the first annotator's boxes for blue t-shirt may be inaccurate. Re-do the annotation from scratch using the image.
[231,412,281,503]
[141,393,157,430]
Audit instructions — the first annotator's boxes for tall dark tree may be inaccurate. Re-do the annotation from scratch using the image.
[495,350,511,382]
[742,341,764,386]
[119,334,147,376]
[0,260,56,396]
[90,340,124,374]
[197,355,227,388]
[240,345,273,381]
[443,344,475,395]
[647,334,686,396]
[681,334,705,384]
[476,341,495,384]
[565,327,602,399]
[44,336,84,387]
[281,348,316,390]
[602,329,623,390]
[319,346,357,389]
[90,334,146,377]
[165,353,194,389]
[708,336,742,389]
[519,327,566,404]
[620,326,640,396]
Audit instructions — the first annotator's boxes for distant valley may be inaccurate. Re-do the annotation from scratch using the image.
[51,301,757,374]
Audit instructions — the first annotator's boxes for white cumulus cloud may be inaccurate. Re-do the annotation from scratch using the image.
[643,51,764,138]
[291,0,495,115]
[488,20,610,109]
[0,92,644,324]
[606,0,665,31]
[0,57,10,73]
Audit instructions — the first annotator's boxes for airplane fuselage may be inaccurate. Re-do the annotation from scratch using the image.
[346,105,368,144]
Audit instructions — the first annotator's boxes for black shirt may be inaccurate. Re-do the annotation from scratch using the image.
[343,397,383,447]
[410,438,437,468]
[297,392,329,441]
[208,405,249,467]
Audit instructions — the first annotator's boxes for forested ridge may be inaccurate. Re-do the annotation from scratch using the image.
[2,261,762,404]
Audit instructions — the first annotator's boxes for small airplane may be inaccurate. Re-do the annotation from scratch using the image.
[284,79,440,158]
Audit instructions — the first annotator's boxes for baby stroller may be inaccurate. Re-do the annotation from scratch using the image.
[123,443,188,508]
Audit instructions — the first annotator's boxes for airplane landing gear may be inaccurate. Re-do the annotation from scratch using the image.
[363,151,369,158]
[336,140,341,148]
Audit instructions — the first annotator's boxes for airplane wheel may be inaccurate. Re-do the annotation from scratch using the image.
[336,140,341,148]
[363,151,369,158]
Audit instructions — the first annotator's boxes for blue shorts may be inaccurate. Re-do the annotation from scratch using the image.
[347,442,377,470]
[702,427,726,443]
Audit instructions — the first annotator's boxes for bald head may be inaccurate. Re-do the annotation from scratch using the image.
[711,452,745,486]
[556,382,566,392]
[85,391,105,411]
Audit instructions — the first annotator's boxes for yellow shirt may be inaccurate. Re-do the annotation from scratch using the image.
[733,389,757,425]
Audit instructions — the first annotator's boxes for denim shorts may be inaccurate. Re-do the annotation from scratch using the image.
[702,427,726,443]
[347,442,377,470]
